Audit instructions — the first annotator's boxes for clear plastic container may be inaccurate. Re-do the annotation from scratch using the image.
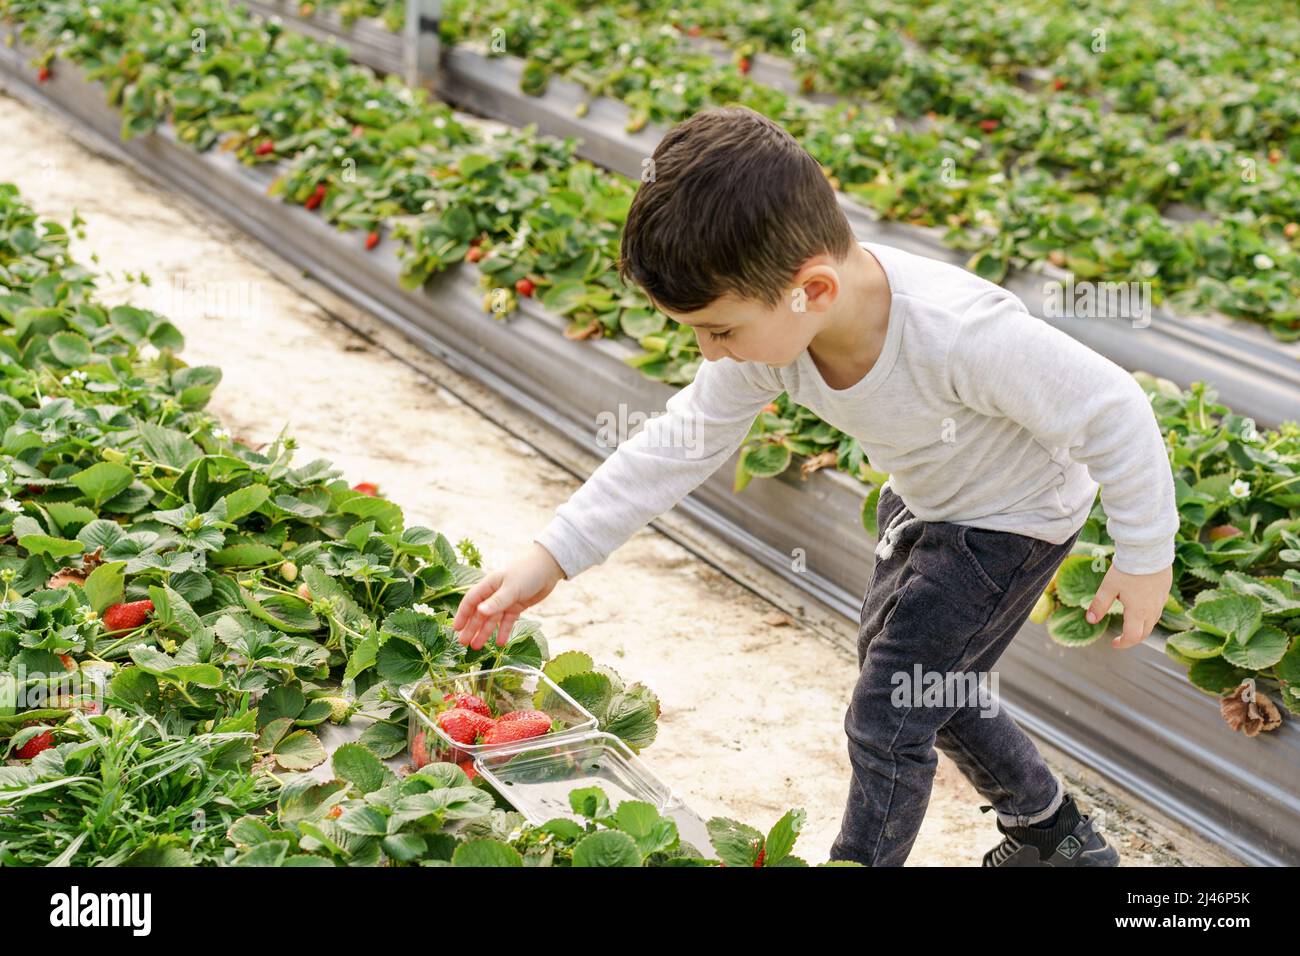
[472,731,675,819]
[402,665,598,764]
[474,731,719,859]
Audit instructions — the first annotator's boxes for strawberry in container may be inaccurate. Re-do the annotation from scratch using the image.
[402,665,597,772]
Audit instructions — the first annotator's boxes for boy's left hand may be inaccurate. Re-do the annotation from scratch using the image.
[1086,563,1174,649]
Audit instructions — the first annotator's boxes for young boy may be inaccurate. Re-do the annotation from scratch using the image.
[452,106,1179,867]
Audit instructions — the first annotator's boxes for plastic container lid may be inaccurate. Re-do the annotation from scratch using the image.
[474,731,718,859]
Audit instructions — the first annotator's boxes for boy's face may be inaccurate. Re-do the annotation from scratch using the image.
[651,259,839,367]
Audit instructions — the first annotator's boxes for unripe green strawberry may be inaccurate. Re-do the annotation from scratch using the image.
[320,696,351,723]
[279,560,298,582]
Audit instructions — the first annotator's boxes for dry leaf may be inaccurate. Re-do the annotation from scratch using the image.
[46,546,105,589]
[800,450,838,480]
[1221,681,1283,736]
[563,318,603,341]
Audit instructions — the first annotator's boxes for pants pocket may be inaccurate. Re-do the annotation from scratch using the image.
[956,526,1041,597]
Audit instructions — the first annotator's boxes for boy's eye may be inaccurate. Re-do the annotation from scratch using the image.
[707,329,733,341]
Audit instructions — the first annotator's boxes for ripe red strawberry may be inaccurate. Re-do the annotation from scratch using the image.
[497,708,550,725]
[469,236,483,247]
[410,729,430,769]
[25,483,45,495]
[304,183,327,210]
[466,246,483,263]
[327,805,343,819]
[738,56,751,75]
[458,758,479,781]
[254,139,275,156]
[351,124,364,137]
[481,718,548,746]
[514,277,535,297]
[687,24,702,37]
[37,66,51,83]
[1285,222,1299,239]
[978,118,999,133]
[1052,77,1066,91]
[351,481,379,496]
[443,692,491,718]
[753,842,766,867]
[437,707,495,745]
[365,230,380,250]
[58,653,75,671]
[102,599,154,633]
[16,730,54,760]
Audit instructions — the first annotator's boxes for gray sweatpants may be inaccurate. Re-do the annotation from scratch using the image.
[828,483,1083,866]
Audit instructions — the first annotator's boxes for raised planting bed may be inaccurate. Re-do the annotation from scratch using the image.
[228,0,1300,430]
[5,42,1298,865]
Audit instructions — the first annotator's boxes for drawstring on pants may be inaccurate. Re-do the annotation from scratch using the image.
[874,481,919,562]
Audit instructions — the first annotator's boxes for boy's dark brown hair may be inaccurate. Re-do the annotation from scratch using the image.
[617,105,854,314]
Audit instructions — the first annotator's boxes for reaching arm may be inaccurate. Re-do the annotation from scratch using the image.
[946,290,1179,575]
[535,356,784,580]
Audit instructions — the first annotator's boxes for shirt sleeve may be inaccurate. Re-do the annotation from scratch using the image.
[947,290,1179,575]
[534,356,784,580]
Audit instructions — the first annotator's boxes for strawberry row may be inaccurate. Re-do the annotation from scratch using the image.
[0,180,717,865]
[662,0,1300,154]
[253,0,1300,335]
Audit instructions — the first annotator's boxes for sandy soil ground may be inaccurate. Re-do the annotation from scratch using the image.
[0,89,1235,866]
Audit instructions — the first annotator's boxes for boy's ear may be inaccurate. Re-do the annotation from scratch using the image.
[795,266,839,312]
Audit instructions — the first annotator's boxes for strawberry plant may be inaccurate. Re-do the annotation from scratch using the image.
[0,183,684,864]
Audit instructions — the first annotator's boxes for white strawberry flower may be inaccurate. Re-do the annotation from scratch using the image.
[138,343,160,361]
[1254,253,1274,270]
[1165,161,1181,176]
[0,498,21,512]
[1229,479,1251,499]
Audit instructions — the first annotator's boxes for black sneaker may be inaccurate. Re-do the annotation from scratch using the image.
[980,793,1120,867]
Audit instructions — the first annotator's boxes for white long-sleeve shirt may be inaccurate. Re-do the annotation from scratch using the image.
[535,240,1179,580]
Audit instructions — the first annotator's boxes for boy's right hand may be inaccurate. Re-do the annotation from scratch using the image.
[452,542,567,650]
